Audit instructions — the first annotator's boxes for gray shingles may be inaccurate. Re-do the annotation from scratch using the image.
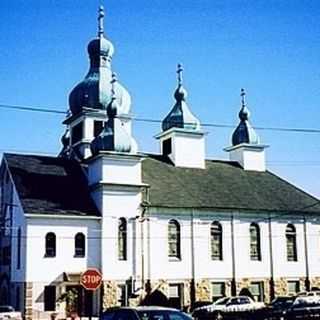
[5,153,99,216]
[141,155,320,213]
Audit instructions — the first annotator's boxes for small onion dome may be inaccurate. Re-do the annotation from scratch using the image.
[232,89,260,146]
[162,64,201,132]
[90,118,132,155]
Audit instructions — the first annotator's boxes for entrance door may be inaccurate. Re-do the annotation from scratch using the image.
[66,285,94,317]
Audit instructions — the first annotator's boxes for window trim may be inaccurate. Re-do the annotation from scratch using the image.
[211,221,223,261]
[45,232,56,258]
[286,224,297,262]
[118,218,127,261]
[250,223,261,261]
[168,219,181,260]
[74,232,86,258]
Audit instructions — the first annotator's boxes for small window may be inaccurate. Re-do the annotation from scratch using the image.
[74,233,85,257]
[286,224,297,261]
[168,284,183,309]
[211,282,225,302]
[118,218,127,261]
[17,228,21,269]
[44,286,56,311]
[211,222,223,260]
[250,223,261,261]
[94,121,104,137]
[287,281,300,296]
[249,282,264,301]
[45,233,56,257]
[71,122,83,144]
[168,220,181,259]
[162,138,172,156]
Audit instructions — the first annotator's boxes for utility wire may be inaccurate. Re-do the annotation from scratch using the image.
[0,103,320,134]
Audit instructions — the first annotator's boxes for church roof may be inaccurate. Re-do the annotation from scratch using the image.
[4,154,99,216]
[3,153,320,216]
[142,155,320,214]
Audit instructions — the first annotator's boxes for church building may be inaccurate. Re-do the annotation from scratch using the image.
[0,6,320,320]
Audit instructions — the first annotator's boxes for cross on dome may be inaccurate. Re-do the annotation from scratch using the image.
[177,63,183,86]
[98,5,105,37]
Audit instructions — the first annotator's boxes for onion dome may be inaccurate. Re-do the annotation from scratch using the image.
[68,6,131,116]
[232,88,260,146]
[90,75,135,155]
[162,64,201,132]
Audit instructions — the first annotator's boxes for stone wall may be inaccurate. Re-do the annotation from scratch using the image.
[24,282,33,320]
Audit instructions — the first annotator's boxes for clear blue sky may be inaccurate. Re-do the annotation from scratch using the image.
[0,0,319,197]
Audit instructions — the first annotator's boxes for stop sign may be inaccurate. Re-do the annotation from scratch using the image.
[80,268,102,291]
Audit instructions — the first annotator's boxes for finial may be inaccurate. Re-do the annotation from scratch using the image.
[239,88,250,121]
[98,5,105,37]
[111,72,117,98]
[177,63,183,86]
[240,88,246,107]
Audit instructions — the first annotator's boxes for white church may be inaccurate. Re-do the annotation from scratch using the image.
[0,6,320,320]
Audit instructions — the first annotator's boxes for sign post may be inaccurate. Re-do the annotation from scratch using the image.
[80,268,102,291]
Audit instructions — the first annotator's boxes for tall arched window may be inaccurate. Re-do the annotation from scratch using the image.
[45,232,56,257]
[74,233,85,257]
[250,223,261,260]
[168,219,181,259]
[118,218,127,260]
[286,224,297,261]
[211,222,223,260]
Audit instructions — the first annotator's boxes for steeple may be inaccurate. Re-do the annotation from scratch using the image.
[90,73,137,155]
[225,89,268,172]
[231,88,260,146]
[62,6,135,160]
[68,5,131,117]
[156,64,205,169]
[162,64,201,132]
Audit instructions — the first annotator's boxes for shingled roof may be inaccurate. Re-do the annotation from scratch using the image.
[141,155,320,214]
[3,153,320,216]
[4,153,99,216]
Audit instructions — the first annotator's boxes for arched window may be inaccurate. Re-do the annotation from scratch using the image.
[286,224,297,261]
[168,220,181,259]
[211,222,223,260]
[74,233,85,257]
[45,232,56,257]
[250,223,261,260]
[118,218,127,260]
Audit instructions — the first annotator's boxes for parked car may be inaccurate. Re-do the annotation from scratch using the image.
[283,298,320,319]
[100,306,193,320]
[296,291,320,304]
[0,305,22,320]
[192,296,265,320]
[262,296,296,319]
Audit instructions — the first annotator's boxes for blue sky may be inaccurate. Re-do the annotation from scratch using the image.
[0,0,319,197]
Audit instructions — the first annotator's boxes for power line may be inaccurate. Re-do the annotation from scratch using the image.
[0,103,320,134]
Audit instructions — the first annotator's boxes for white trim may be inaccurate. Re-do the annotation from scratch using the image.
[25,213,101,220]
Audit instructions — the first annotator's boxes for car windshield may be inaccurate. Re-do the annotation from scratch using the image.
[214,297,230,305]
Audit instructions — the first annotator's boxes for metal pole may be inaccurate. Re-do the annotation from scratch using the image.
[303,216,310,291]
[230,214,237,296]
[268,213,275,301]
[190,209,196,309]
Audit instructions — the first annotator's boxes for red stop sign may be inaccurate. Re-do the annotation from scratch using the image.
[80,268,102,291]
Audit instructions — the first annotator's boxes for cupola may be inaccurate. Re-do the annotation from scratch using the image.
[90,74,137,155]
[68,6,131,116]
[61,6,135,160]
[156,64,205,169]
[225,89,268,171]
